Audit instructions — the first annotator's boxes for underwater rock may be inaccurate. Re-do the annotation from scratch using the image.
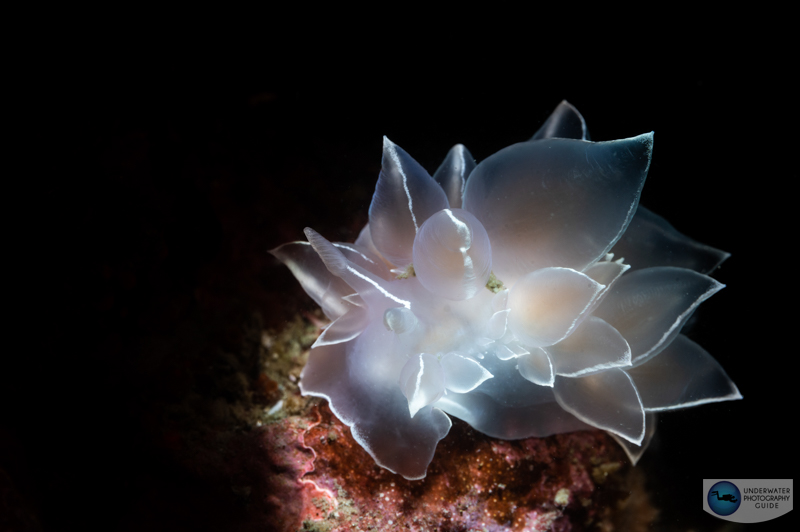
[253,316,658,532]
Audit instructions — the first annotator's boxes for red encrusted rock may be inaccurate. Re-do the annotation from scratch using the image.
[261,404,655,531]
[253,318,658,532]
[166,315,656,532]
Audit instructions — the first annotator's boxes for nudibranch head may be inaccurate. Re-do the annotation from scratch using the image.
[270,101,740,480]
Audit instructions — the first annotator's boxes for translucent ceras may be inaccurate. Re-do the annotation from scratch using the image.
[271,101,740,480]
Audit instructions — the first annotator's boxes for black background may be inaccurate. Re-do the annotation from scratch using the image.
[5,34,794,531]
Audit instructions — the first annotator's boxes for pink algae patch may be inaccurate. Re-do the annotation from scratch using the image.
[256,413,337,531]
[288,403,653,532]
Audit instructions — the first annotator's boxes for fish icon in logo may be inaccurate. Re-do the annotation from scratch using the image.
[708,481,742,516]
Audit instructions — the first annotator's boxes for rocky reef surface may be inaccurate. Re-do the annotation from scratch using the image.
[166,312,658,532]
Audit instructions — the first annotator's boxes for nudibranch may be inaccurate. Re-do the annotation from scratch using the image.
[271,101,741,480]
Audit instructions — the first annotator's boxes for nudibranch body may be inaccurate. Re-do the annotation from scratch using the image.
[271,101,741,480]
